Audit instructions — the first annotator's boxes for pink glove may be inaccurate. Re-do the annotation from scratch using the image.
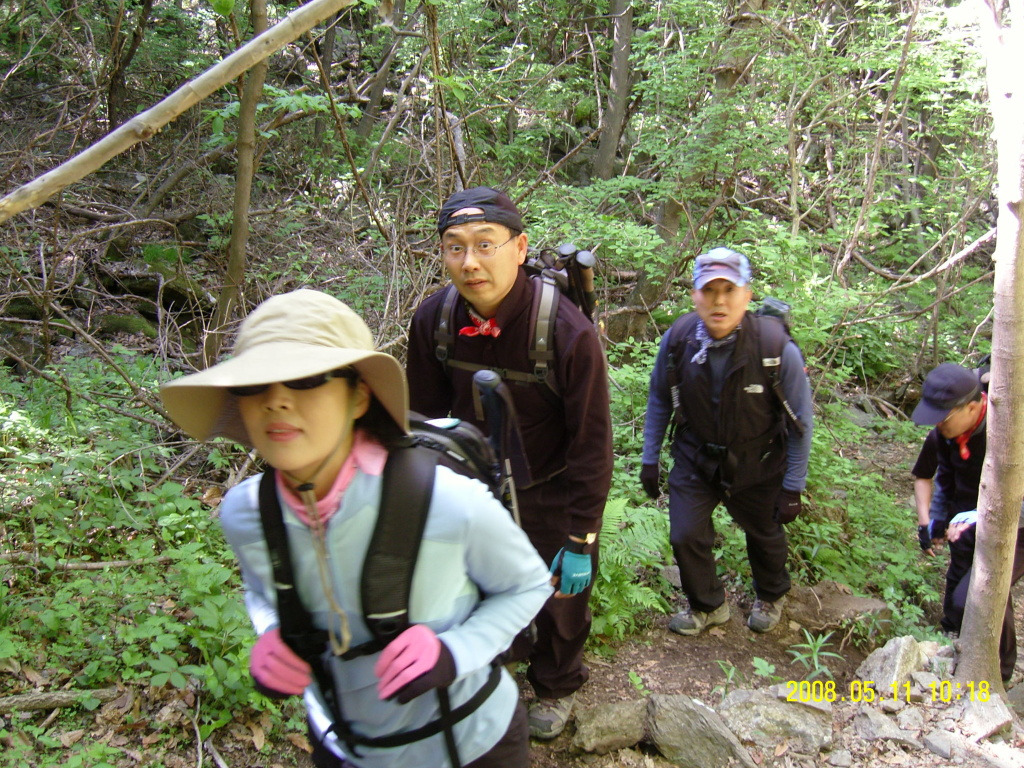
[374,625,454,703]
[250,627,312,696]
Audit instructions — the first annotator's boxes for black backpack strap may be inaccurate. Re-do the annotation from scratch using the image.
[665,314,699,432]
[434,285,461,368]
[434,275,565,402]
[257,471,341,720]
[753,315,806,436]
[258,470,327,652]
[528,275,561,397]
[259,449,494,766]
[330,663,501,756]
[359,439,437,651]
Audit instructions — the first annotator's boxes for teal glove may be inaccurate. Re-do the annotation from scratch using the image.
[550,549,592,595]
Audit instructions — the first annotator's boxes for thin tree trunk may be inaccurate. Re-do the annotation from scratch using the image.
[106,0,155,129]
[593,0,632,180]
[312,11,341,145]
[957,0,1024,691]
[832,0,919,280]
[355,0,413,139]
[0,0,356,226]
[203,0,270,366]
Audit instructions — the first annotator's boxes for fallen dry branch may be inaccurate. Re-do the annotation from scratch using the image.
[0,554,173,570]
[0,0,355,225]
[0,687,120,714]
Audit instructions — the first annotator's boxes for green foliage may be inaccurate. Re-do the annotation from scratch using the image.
[591,496,672,649]
[628,669,651,696]
[751,657,781,683]
[0,355,266,751]
[525,180,668,277]
[210,0,235,17]
[1,0,1008,748]
[712,659,744,702]
[787,630,845,681]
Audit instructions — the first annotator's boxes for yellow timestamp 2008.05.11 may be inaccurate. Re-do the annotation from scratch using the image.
[785,679,991,704]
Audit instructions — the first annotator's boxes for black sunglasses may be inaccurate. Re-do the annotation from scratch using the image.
[227,368,357,398]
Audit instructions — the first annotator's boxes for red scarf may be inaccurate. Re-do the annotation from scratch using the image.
[955,393,987,460]
[459,314,501,338]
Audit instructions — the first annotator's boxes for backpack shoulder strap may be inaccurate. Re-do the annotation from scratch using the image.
[431,277,561,398]
[752,315,806,436]
[434,285,461,368]
[665,314,700,427]
[527,274,561,397]
[359,439,437,651]
[257,470,319,643]
[257,471,339,718]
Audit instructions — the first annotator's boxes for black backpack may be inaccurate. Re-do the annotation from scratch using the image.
[665,299,807,436]
[433,243,597,397]
[256,414,508,765]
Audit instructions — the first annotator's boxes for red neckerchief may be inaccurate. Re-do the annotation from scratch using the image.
[955,393,987,460]
[459,312,501,338]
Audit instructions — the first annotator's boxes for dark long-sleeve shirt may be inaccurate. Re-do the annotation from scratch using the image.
[407,269,613,536]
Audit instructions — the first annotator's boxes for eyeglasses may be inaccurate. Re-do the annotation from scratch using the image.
[441,234,517,259]
[227,368,357,397]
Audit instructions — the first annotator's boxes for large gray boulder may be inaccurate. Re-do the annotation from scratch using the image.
[718,687,833,753]
[647,694,757,768]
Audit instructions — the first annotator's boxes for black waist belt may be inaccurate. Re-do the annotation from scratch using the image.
[331,664,501,751]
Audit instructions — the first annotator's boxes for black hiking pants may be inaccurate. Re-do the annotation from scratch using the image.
[667,462,791,613]
[514,478,595,701]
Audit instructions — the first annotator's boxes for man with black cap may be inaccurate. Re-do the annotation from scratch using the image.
[910,362,1024,682]
[406,187,613,740]
[640,247,813,637]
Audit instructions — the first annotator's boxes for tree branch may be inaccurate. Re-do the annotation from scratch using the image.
[0,687,120,714]
[0,0,356,225]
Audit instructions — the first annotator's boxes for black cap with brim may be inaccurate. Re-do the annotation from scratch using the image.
[437,186,523,235]
[911,363,981,426]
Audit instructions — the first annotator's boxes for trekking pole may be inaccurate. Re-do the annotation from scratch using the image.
[472,370,522,527]
[555,242,597,322]
[575,248,597,320]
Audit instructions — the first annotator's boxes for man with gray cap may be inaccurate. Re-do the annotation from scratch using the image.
[910,362,1024,681]
[406,187,613,740]
[640,247,813,636]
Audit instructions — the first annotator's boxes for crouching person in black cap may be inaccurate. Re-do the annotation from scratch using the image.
[910,362,1024,682]
[160,289,552,767]
[406,187,613,740]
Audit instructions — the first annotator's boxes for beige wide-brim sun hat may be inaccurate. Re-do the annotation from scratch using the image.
[160,289,409,446]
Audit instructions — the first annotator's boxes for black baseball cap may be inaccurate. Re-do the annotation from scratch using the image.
[912,363,982,426]
[437,187,523,235]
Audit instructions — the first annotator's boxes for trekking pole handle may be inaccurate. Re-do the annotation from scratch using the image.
[473,370,522,526]
[473,370,503,453]
[575,249,597,317]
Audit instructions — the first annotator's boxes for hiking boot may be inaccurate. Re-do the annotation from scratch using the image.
[528,694,575,740]
[747,596,787,633]
[668,602,730,636]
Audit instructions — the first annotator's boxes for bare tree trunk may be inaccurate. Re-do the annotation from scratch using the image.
[203,0,270,367]
[957,0,1024,691]
[356,0,414,139]
[832,0,919,280]
[593,0,633,180]
[312,11,342,145]
[106,0,155,129]
[0,0,355,226]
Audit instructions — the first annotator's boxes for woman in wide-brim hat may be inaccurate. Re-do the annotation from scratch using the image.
[160,289,551,768]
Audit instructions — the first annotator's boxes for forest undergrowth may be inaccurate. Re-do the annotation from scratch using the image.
[0,331,951,767]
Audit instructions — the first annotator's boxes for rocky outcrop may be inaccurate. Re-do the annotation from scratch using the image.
[571,636,1024,767]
